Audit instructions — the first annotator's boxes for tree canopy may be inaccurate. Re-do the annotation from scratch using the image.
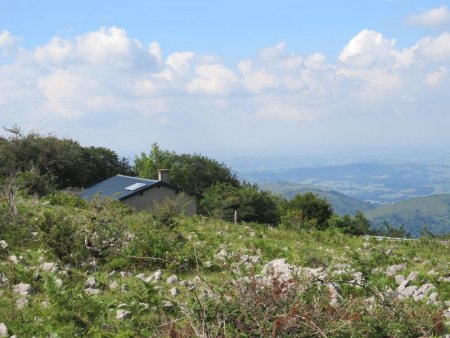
[0,126,133,194]
[134,143,240,195]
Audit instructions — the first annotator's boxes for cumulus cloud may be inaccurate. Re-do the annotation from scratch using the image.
[2,26,450,155]
[408,5,450,28]
[0,30,19,56]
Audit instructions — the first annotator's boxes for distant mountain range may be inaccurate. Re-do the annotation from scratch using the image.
[262,182,450,238]
[237,160,450,204]
[261,181,375,216]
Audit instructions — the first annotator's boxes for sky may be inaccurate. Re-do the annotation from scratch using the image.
[1,0,450,163]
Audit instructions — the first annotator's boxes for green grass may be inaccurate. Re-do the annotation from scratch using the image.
[1,196,450,336]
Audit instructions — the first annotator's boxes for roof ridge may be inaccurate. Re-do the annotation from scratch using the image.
[116,174,158,182]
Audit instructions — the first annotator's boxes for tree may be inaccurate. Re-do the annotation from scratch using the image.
[134,143,240,195]
[281,192,333,229]
[200,183,281,224]
[327,211,373,236]
[0,127,133,194]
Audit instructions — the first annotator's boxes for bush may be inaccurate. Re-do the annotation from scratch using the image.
[281,192,333,229]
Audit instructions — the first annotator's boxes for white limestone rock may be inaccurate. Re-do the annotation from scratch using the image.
[0,240,8,250]
[169,287,179,297]
[109,281,119,290]
[13,283,31,296]
[166,275,178,284]
[0,323,8,338]
[16,297,29,310]
[85,276,96,288]
[84,287,101,295]
[407,271,419,281]
[116,309,131,320]
[41,262,58,272]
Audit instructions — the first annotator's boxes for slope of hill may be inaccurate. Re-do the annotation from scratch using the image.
[262,181,375,215]
[365,194,450,237]
[1,194,450,336]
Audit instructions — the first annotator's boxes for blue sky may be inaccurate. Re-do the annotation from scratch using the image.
[1,1,450,161]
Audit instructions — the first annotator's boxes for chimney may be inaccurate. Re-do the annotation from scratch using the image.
[157,169,171,184]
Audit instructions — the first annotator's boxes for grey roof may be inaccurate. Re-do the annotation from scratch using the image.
[80,175,178,201]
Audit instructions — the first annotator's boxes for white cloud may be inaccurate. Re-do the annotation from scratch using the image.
[426,66,448,87]
[2,26,450,155]
[0,30,19,56]
[408,5,450,28]
[339,29,397,67]
[187,64,238,95]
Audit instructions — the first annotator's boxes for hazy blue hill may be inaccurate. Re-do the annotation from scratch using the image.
[262,181,375,216]
[365,194,450,237]
[237,160,450,204]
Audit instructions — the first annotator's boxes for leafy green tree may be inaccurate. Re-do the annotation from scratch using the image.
[134,143,240,194]
[81,146,134,186]
[327,211,373,235]
[375,221,410,238]
[200,183,280,224]
[281,192,333,229]
[0,126,132,194]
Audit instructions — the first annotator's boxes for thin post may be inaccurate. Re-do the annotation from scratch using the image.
[234,210,237,225]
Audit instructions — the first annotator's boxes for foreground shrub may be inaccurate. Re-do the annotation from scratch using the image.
[163,270,444,337]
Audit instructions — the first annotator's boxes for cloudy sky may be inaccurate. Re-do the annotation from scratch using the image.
[1,1,450,162]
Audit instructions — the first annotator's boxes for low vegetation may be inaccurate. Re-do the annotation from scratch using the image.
[1,127,450,336]
[1,188,450,336]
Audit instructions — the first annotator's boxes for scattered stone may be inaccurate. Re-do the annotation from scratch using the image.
[399,286,418,299]
[385,249,392,255]
[215,249,228,261]
[117,303,127,309]
[0,323,8,337]
[16,297,29,310]
[413,283,435,301]
[427,269,438,276]
[161,301,173,308]
[261,259,300,283]
[328,283,343,308]
[169,287,179,297]
[31,231,39,238]
[84,287,101,295]
[55,278,63,288]
[203,261,212,268]
[386,264,406,276]
[395,275,405,286]
[443,309,450,320]
[152,270,162,281]
[445,300,450,307]
[109,281,119,290]
[139,302,149,310]
[0,273,8,286]
[116,309,131,320]
[121,284,129,292]
[41,262,58,272]
[13,283,31,296]
[166,275,178,284]
[396,278,410,293]
[41,300,50,308]
[0,240,8,250]
[407,271,419,281]
[135,273,146,281]
[85,276,96,288]
[427,292,439,304]
[8,255,19,265]
[439,276,450,282]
